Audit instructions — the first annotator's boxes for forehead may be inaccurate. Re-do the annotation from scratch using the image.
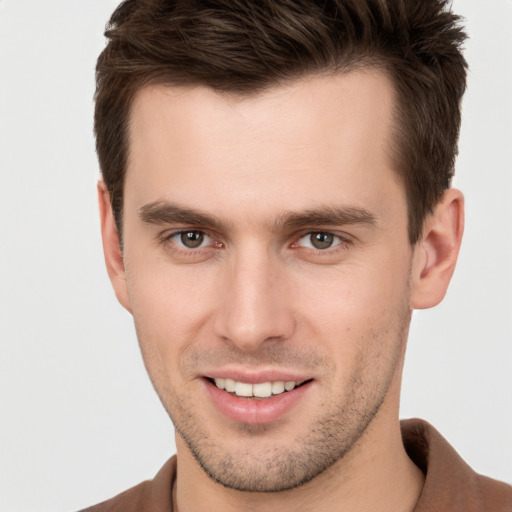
[125,70,403,226]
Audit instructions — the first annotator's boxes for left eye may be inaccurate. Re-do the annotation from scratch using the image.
[171,230,213,249]
[297,232,343,250]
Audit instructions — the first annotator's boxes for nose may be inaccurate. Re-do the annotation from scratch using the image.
[214,245,295,352]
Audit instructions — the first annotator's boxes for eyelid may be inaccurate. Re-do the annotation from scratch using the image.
[157,227,352,254]
[172,230,213,249]
[293,229,351,246]
[158,228,216,249]
[297,232,343,249]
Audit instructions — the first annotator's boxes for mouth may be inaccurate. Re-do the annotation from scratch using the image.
[206,377,311,398]
[202,375,314,424]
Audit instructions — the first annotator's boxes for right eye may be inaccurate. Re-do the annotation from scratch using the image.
[169,230,213,249]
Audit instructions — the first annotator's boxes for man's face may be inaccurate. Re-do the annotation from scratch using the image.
[118,71,417,491]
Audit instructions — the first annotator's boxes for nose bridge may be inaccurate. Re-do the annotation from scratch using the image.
[215,242,293,350]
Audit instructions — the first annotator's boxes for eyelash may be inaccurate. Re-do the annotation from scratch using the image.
[159,229,351,257]
[293,232,346,251]
[161,230,221,252]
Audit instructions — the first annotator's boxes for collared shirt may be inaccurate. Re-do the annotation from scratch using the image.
[80,419,512,511]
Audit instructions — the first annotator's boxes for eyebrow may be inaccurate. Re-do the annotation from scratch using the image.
[139,202,231,232]
[277,206,376,230]
[139,201,377,232]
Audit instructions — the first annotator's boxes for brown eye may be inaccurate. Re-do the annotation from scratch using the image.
[297,232,342,250]
[310,232,335,249]
[179,231,206,248]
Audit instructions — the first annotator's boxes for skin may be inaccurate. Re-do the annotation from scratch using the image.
[99,70,464,512]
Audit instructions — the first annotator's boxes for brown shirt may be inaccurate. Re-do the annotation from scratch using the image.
[80,419,512,511]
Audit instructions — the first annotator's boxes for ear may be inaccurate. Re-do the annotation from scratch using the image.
[97,180,132,313]
[410,188,464,309]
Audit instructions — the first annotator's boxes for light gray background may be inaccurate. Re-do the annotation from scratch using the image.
[1,1,511,511]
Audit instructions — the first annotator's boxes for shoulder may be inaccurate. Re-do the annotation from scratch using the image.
[401,418,512,512]
[77,456,176,512]
[78,481,152,512]
[477,474,512,511]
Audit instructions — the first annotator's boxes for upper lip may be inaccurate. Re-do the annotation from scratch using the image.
[203,368,312,384]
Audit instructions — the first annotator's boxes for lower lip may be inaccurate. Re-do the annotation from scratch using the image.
[203,379,312,425]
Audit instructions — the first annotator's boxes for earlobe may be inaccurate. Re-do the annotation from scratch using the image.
[410,189,464,309]
[97,180,132,313]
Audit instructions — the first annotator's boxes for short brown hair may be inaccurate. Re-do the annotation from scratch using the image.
[94,0,467,244]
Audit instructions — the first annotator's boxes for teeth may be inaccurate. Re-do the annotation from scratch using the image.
[224,378,236,392]
[235,382,253,397]
[253,382,272,398]
[284,381,295,391]
[212,378,304,397]
[271,381,285,394]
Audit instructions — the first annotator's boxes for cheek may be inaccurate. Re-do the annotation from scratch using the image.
[293,254,411,349]
[124,254,220,364]
[298,261,409,316]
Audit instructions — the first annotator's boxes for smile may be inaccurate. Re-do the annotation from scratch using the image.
[212,378,306,398]
[204,376,313,424]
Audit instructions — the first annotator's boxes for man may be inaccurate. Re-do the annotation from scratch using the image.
[84,0,512,510]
